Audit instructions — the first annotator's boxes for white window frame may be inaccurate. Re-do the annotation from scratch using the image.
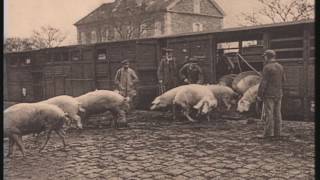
[91,30,97,43]
[154,21,162,36]
[80,32,86,44]
[194,0,201,14]
[192,23,203,32]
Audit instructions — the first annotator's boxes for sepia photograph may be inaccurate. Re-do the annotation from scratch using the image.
[3,0,315,179]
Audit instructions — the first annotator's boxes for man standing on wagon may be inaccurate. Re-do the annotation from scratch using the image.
[157,48,177,93]
[114,59,139,110]
[257,49,285,139]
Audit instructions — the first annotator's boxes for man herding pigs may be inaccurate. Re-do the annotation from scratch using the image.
[257,50,285,139]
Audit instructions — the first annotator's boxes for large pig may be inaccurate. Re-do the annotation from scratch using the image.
[4,103,71,157]
[206,84,239,111]
[237,84,259,112]
[218,74,237,87]
[150,85,189,110]
[150,85,189,120]
[232,74,261,94]
[75,90,130,128]
[41,95,84,129]
[173,84,218,122]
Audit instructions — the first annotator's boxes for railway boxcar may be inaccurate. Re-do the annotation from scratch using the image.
[3,20,314,120]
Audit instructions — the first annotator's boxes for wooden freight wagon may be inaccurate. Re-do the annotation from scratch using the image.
[3,20,314,120]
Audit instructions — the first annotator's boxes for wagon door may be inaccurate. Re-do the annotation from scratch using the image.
[68,48,95,96]
[135,40,159,109]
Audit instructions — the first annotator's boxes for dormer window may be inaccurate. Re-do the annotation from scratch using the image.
[193,23,203,32]
[194,0,200,14]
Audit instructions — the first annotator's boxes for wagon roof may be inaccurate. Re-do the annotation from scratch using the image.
[4,19,314,55]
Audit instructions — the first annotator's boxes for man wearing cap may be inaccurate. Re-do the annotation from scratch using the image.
[157,48,177,92]
[114,59,139,109]
[257,49,285,139]
[179,57,204,84]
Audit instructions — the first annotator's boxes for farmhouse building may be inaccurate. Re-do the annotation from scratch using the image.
[74,0,225,44]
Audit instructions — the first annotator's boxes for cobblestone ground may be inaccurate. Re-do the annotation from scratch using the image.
[4,111,314,180]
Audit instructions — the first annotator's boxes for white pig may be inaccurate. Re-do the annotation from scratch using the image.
[232,75,261,94]
[218,74,237,87]
[206,84,239,111]
[41,95,84,129]
[237,84,260,112]
[150,85,190,120]
[75,90,130,128]
[4,103,71,157]
[173,84,218,122]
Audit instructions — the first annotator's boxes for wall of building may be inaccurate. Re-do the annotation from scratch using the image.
[171,0,223,17]
[170,13,222,34]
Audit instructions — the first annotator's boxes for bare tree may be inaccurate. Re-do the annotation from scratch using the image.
[238,0,314,26]
[108,0,158,40]
[4,37,34,53]
[31,25,67,49]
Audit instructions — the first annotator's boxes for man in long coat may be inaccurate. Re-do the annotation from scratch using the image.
[257,49,285,139]
[114,59,139,108]
[157,48,177,93]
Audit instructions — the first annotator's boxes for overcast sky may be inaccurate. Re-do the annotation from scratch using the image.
[3,0,308,45]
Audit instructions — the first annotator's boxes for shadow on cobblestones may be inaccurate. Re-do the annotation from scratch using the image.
[4,110,314,180]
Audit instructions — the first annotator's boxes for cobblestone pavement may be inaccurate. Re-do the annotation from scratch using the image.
[4,111,314,180]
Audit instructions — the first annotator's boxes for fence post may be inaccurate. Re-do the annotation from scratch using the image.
[210,35,217,83]
[303,26,310,121]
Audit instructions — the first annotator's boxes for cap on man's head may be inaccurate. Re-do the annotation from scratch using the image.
[162,48,173,52]
[121,59,129,64]
[262,49,276,58]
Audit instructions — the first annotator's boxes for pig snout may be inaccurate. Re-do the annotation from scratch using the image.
[150,104,157,110]
[237,100,249,112]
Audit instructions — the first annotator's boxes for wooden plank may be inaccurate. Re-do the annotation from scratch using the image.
[277,58,303,62]
[208,35,214,83]
[212,38,217,83]
[66,78,94,81]
[302,27,310,120]
[273,48,303,52]
[270,37,303,42]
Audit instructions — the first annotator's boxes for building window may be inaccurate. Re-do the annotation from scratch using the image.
[194,0,200,14]
[108,29,115,40]
[91,30,97,43]
[101,28,108,42]
[193,23,203,32]
[80,32,86,44]
[154,21,162,36]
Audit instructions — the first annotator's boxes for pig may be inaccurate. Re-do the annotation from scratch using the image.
[41,95,84,129]
[237,84,260,112]
[173,84,218,122]
[4,103,71,157]
[218,74,237,87]
[232,75,261,94]
[150,85,190,120]
[75,90,130,128]
[206,84,239,111]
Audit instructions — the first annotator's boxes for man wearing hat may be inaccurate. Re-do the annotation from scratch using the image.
[157,48,177,93]
[114,59,139,109]
[179,57,204,84]
[257,49,285,139]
